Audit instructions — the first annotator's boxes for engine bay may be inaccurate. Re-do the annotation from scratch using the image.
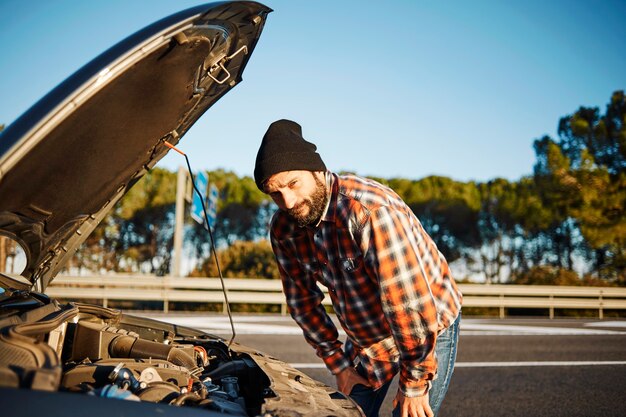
[0,290,272,416]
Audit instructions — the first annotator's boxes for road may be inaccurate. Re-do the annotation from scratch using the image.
[142,313,626,416]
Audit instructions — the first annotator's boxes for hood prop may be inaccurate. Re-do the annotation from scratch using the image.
[164,140,236,348]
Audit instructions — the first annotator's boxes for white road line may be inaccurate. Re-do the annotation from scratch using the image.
[584,321,626,328]
[142,315,626,336]
[141,315,344,335]
[290,361,626,369]
[460,323,626,335]
[147,315,296,323]
[456,361,626,368]
[158,320,309,335]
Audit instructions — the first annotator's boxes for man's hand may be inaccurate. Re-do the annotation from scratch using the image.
[393,389,433,417]
[335,366,371,394]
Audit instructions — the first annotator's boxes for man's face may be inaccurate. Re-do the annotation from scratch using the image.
[265,170,327,227]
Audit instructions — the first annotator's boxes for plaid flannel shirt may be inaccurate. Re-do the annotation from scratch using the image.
[270,172,462,396]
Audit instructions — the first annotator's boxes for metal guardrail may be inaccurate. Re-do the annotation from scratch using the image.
[46,275,626,318]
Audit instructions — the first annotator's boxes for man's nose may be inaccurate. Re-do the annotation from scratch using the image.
[282,191,297,210]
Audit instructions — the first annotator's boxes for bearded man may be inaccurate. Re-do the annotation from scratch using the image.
[254,119,462,417]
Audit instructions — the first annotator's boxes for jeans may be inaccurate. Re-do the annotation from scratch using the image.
[350,378,393,417]
[350,314,461,417]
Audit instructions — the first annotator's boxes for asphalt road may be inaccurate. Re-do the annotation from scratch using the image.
[144,314,626,417]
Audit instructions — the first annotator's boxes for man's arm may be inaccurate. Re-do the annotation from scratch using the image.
[363,205,441,396]
[271,236,352,376]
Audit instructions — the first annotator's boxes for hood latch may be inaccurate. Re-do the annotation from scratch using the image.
[206,45,248,85]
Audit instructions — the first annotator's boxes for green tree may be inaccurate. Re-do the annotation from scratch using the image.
[72,168,177,275]
[192,240,279,279]
[511,265,582,286]
[187,169,272,262]
[211,170,271,243]
[533,136,582,270]
[557,91,626,175]
[472,179,520,283]
[58,90,626,285]
[117,168,177,275]
[532,91,626,283]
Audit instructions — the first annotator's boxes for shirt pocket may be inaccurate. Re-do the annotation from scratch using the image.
[336,255,381,324]
[338,256,364,274]
[337,255,374,291]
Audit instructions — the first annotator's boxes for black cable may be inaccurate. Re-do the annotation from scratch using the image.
[165,140,236,348]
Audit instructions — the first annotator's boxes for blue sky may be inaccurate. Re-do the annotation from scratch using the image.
[1,0,625,183]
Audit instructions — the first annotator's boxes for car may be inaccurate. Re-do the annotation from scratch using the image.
[0,2,364,416]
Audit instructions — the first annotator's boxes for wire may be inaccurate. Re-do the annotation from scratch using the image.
[163,141,236,348]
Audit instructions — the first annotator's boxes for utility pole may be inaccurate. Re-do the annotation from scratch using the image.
[172,166,187,277]
[0,237,6,273]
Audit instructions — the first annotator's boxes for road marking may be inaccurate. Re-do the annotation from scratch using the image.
[584,321,626,328]
[455,361,626,368]
[460,323,626,335]
[142,315,626,336]
[290,361,626,369]
[141,315,343,335]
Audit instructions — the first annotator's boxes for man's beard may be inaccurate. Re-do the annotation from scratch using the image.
[287,175,328,227]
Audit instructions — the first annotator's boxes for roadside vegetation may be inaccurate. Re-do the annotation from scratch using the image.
[3,92,624,286]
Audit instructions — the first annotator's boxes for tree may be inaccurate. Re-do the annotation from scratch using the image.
[557,91,626,175]
[71,168,177,275]
[116,168,177,275]
[532,136,582,270]
[57,90,625,285]
[187,169,272,263]
[511,265,582,286]
[532,91,626,283]
[192,240,279,279]
[472,179,520,283]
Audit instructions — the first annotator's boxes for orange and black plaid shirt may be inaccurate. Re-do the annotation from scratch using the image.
[270,173,462,396]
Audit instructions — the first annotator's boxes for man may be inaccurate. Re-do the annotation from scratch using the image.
[254,119,462,417]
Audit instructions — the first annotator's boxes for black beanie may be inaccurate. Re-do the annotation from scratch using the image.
[254,119,326,191]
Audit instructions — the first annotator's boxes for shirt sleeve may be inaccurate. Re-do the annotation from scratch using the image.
[270,232,352,375]
[362,204,440,396]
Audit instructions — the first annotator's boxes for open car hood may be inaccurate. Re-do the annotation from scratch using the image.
[0,2,271,290]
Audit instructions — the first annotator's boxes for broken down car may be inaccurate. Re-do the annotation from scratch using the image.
[0,2,364,416]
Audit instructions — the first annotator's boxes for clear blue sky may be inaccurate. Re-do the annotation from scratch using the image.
[1,0,625,183]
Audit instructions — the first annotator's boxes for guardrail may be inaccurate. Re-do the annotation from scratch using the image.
[46,275,626,318]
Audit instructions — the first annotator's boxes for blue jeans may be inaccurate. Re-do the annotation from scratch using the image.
[350,314,461,417]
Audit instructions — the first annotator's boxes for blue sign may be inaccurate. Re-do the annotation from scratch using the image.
[190,171,208,224]
[206,184,219,228]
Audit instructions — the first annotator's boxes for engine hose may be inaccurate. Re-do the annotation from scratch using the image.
[204,359,249,380]
[10,304,78,337]
[167,346,197,370]
[109,335,196,369]
[171,392,202,406]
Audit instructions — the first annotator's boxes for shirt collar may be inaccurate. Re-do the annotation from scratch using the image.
[317,171,336,225]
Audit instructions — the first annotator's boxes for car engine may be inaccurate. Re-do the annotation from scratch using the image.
[0,291,273,416]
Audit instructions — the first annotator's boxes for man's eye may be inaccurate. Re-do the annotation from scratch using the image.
[288,180,298,188]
